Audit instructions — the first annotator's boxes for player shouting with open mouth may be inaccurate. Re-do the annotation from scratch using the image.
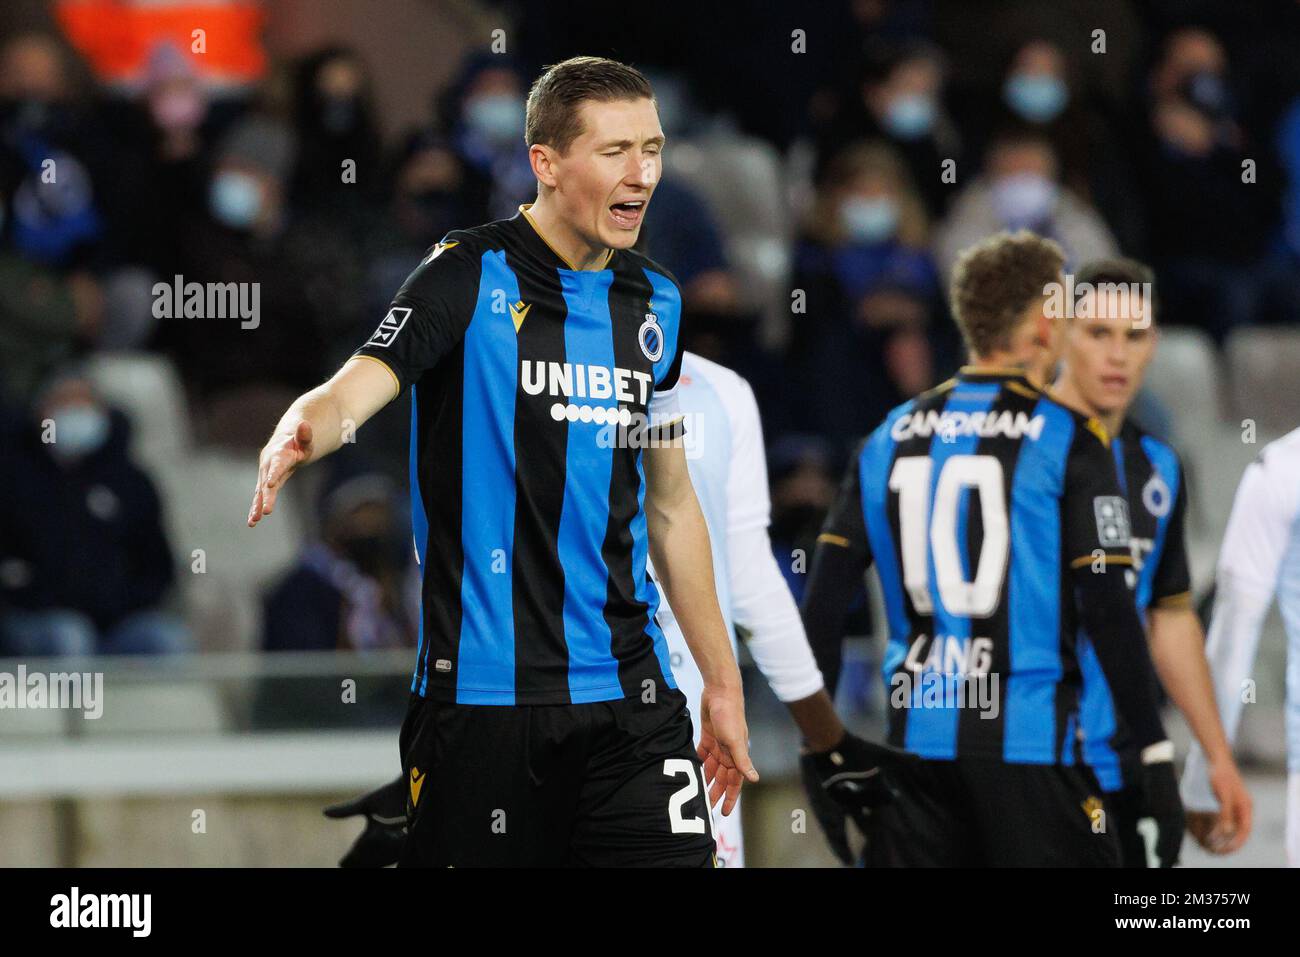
[248,56,755,867]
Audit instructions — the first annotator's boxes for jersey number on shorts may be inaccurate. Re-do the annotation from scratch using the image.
[889,454,1009,617]
[664,759,714,836]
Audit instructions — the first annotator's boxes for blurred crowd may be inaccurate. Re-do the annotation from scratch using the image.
[2,0,1299,658]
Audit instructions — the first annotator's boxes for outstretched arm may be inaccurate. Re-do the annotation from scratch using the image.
[247,356,399,526]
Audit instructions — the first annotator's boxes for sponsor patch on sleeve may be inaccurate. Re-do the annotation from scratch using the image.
[367,306,412,348]
[1093,495,1131,547]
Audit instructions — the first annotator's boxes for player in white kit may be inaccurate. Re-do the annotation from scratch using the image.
[649,352,866,866]
[1181,428,1300,866]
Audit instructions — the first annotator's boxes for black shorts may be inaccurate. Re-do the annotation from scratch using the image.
[397,687,717,867]
[1105,783,1150,868]
[866,756,1122,867]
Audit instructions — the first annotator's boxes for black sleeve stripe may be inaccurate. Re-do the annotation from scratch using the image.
[645,414,686,442]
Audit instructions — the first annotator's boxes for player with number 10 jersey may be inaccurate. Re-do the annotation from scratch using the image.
[803,231,1181,866]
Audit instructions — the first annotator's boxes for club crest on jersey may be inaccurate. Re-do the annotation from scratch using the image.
[367,306,412,348]
[639,312,664,362]
[1142,472,1171,518]
[1093,496,1131,547]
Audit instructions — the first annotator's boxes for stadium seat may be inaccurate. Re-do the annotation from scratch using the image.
[1140,326,1233,572]
[85,352,191,480]
[1225,327,1300,434]
[80,682,229,736]
[0,703,66,738]
[81,360,303,651]
[157,449,305,652]
[667,133,793,346]
[1179,422,1272,587]
[183,570,264,655]
[1142,326,1225,440]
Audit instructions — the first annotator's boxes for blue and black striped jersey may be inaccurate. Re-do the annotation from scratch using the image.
[1078,419,1191,791]
[352,206,685,705]
[813,368,1142,764]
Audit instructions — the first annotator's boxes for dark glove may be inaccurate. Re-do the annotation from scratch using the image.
[323,774,407,868]
[799,754,859,864]
[799,733,906,865]
[1137,757,1185,868]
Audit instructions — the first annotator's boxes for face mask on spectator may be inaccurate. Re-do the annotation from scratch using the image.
[991,172,1058,228]
[210,170,263,229]
[840,196,899,244]
[882,93,935,140]
[1004,73,1068,123]
[49,404,110,462]
[464,94,524,146]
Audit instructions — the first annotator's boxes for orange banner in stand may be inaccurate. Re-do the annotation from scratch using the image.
[55,0,267,89]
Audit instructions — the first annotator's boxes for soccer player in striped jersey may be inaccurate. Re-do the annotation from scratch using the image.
[248,57,757,866]
[1051,257,1251,865]
[1181,428,1300,865]
[802,231,1182,866]
[324,350,893,868]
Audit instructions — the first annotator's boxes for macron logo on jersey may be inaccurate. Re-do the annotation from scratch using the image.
[367,307,412,348]
[420,239,458,266]
[891,409,1046,443]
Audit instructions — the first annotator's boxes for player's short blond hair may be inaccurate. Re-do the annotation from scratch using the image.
[525,56,654,155]
[949,230,1065,357]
